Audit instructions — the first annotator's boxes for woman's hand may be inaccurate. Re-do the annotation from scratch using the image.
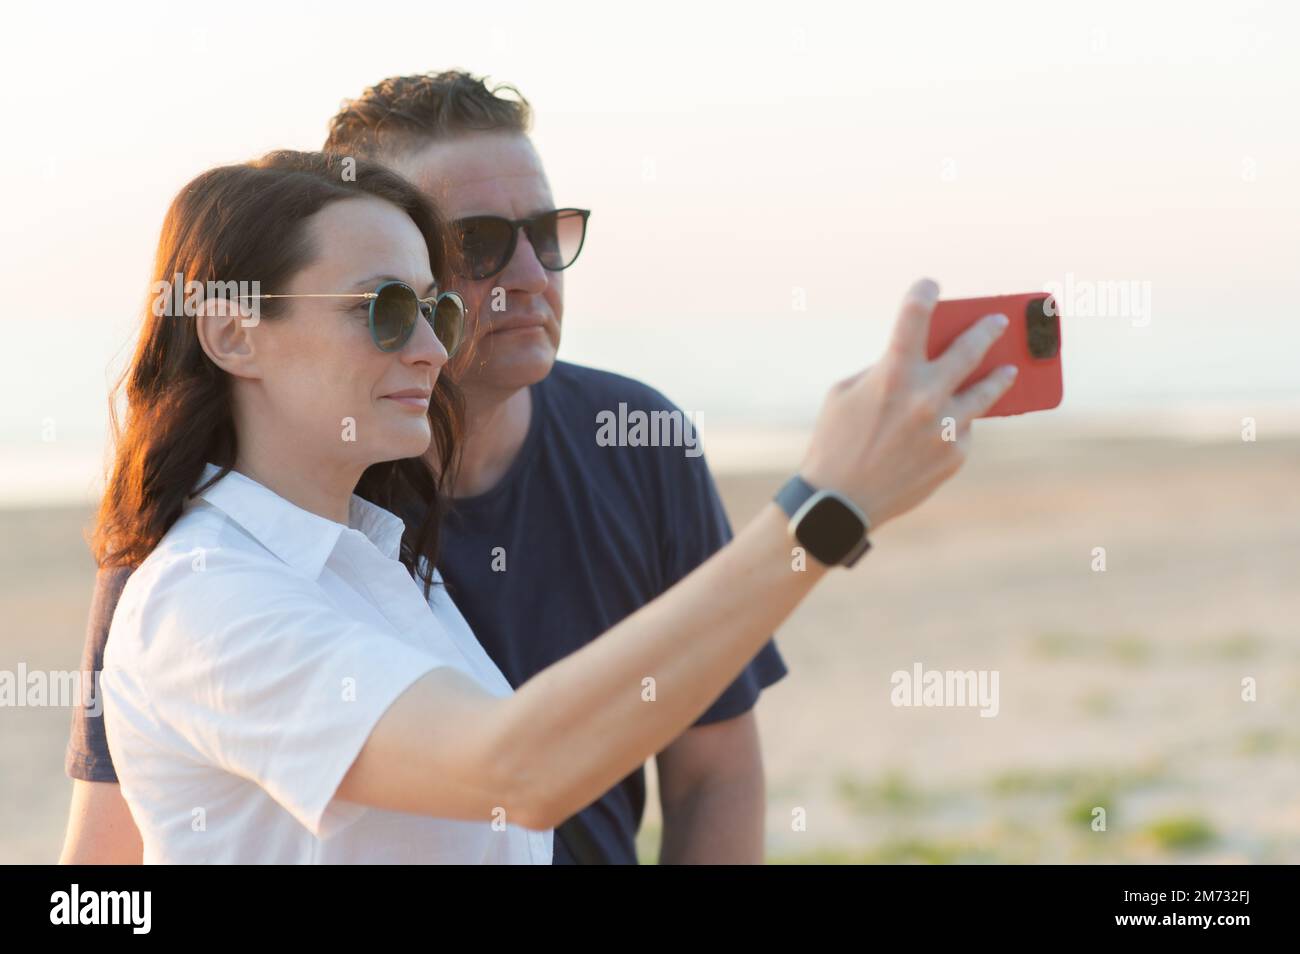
[799,277,1018,530]
[339,277,1023,832]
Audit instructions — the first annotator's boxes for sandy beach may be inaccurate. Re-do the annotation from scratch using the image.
[2,428,1298,863]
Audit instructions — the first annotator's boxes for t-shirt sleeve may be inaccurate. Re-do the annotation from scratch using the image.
[65,565,133,783]
[101,550,456,840]
[656,421,789,726]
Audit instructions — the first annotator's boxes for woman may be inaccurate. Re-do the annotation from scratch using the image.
[95,150,1016,862]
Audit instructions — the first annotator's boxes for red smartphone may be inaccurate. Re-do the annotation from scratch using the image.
[926,292,1063,417]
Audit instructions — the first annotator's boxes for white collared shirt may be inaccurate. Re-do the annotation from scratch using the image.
[100,462,552,864]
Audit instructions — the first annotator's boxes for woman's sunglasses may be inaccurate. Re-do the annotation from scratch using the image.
[453,208,590,281]
[240,281,466,356]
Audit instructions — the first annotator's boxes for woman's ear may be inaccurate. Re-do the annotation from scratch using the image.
[195,297,261,379]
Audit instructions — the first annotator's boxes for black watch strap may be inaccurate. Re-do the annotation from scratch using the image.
[774,474,872,568]
[774,474,819,516]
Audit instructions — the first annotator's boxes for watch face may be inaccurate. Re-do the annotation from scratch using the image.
[795,495,865,565]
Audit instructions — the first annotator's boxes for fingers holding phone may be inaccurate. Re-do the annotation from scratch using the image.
[800,279,1017,530]
[928,292,1064,418]
[949,361,1020,428]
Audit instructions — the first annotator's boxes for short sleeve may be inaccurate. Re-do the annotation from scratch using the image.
[66,565,133,783]
[656,424,789,726]
[101,549,453,840]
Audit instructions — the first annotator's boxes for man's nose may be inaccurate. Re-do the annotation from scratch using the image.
[498,228,549,292]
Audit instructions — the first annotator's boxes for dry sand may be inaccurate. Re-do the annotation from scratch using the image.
[2,430,1298,863]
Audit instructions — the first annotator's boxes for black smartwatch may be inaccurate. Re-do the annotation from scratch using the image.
[774,474,872,568]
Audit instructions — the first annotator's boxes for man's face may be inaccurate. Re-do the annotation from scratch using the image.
[389,132,564,396]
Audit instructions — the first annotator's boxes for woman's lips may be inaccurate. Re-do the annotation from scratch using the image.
[382,389,431,409]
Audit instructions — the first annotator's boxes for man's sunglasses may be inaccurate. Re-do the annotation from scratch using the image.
[453,208,590,281]
[240,281,466,356]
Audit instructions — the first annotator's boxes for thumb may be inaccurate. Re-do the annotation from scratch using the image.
[886,278,940,362]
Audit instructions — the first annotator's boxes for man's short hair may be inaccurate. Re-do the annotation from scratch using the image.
[324,70,532,160]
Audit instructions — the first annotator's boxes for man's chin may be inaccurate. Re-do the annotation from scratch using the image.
[462,335,558,393]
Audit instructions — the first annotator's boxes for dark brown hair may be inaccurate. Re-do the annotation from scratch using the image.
[93,150,462,597]
[324,70,532,159]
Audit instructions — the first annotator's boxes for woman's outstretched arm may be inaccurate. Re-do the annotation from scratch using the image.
[338,279,1019,831]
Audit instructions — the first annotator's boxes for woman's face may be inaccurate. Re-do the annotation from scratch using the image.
[242,196,447,471]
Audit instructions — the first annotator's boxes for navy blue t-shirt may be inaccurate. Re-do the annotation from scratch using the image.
[429,361,788,863]
[65,360,788,863]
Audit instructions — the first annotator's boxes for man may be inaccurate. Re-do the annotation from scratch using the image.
[61,70,786,864]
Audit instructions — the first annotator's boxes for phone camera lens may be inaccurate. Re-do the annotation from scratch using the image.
[1026,297,1060,359]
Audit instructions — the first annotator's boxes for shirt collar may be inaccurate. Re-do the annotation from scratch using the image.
[192,462,408,578]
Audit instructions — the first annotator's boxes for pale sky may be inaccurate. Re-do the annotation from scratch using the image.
[1,0,1297,502]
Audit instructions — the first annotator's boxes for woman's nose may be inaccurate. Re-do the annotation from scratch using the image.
[403,308,449,368]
